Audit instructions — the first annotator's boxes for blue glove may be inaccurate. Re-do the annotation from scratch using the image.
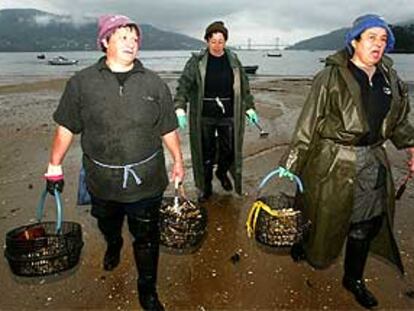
[246,108,258,125]
[175,109,187,129]
[177,115,187,129]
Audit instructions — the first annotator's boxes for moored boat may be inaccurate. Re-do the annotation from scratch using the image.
[243,65,258,74]
[48,56,78,66]
[267,52,282,57]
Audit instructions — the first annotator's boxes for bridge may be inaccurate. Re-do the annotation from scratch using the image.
[232,37,290,50]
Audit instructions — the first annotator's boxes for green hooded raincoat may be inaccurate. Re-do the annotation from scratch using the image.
[174,48,255,194]
[280,50,414,273]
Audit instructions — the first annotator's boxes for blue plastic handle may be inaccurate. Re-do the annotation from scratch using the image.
[36,188,63,233]
[258,167,304,193]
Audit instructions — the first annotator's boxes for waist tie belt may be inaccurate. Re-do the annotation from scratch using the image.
[319,138,384,150]
[90,150,160,189]
[203,97,231,114]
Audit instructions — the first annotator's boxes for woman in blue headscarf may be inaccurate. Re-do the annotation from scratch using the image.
[279,14,414,309]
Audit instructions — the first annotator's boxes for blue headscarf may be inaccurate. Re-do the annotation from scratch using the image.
[345,14,395,53]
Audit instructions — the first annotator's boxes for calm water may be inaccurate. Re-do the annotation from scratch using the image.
[1,50,414,85]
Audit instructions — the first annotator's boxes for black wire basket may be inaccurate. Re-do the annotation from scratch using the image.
[4,189,83,277]
[246,168,310,248]
[160,183,207,251]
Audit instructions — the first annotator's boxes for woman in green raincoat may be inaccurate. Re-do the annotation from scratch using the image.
[279,14,414,309]
[174,21,257,202]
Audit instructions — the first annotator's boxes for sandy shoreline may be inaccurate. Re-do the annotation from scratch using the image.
[1,75,414,310]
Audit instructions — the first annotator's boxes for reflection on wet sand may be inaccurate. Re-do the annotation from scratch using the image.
[1,76,414,310]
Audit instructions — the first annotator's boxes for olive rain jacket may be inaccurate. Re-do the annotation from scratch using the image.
[174,48,255,194]
[280,50,414,272]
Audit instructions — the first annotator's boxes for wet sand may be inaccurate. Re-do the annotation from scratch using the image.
[1,74,414,310]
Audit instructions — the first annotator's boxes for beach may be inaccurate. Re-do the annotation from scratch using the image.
[1,74,414,310]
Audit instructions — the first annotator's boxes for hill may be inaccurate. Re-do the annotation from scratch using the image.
[0,9,205,51]
[288,22,414,53]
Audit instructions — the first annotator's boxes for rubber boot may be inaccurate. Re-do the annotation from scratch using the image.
[342,236,378,309]
[290,242,306,262]
[134,242,164,311]
[103,238,123,271]
[215,170,233,191]
[97,217,123,271]
[215,121,234,192]
[198,164,213,203]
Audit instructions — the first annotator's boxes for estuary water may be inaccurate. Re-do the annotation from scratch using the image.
[1,49,414,85]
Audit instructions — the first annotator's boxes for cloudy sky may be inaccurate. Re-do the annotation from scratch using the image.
[1,0,413,47]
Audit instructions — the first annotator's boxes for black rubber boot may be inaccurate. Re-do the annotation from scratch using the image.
[134,242,164,311]
[342,222,378,309]
[342,277,378,309]
[127,200,164,311]
[215,170,233,191]
[103,238,123,271]
[290,242,306,262]
[97,217,124,271]
[198,164,213,203]
[198,185,212,203]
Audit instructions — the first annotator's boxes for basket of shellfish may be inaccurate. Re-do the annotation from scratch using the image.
[246,167,310,247]
[4,189,83,277]
[160,182,207,251]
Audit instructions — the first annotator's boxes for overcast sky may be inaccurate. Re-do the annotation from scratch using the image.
[1,0,413,47]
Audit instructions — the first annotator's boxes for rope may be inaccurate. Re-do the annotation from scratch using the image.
[246,200,300,238]
[91,150,159,189]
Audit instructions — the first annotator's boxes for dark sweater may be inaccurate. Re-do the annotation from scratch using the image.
[348,61,391,146]
[53,57,177,202]
[202,52,234,118]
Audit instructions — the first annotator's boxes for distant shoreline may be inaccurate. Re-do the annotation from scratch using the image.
[0,75,316,95]
[1,74,413,96]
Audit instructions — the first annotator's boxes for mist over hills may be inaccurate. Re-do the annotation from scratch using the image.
[0,9,205,51]
[288,21,414,53]
[2,9,413,53]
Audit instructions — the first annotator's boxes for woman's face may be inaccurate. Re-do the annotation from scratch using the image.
[207,32,226,57]
[104,26,139,65]
[352,27,388,67]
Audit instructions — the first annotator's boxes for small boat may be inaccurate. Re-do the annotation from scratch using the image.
[48,56,78,66]
[37,54,46,59]
[243,65,258,74]
[267,52,282,57]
